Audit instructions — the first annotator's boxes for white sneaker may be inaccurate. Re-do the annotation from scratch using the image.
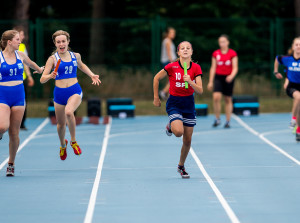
[6,164,14,177]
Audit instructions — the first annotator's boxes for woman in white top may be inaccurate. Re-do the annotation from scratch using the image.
[159,27,177,100]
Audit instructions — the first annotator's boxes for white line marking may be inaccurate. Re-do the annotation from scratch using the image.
[232,114,300,165]
[84,117,112,223]
[190,147,240,223]
[0,118,49,171]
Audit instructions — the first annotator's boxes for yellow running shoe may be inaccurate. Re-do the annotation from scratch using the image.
[71,141,82,155]
[60,139,68,161]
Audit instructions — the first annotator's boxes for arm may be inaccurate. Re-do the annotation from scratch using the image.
[76,53,101,86]
[23,64,34,87]
[153,69,168,107]
[18,51,44,74]
[40,56,56,84]
[183,75,203,95]
[274,57,283,79]
[226,56,238,83]
[207,57,216,91]
[165,39,174,62]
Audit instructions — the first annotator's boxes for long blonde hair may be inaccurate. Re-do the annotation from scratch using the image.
[287,37,300,55]
[0,30,19,50]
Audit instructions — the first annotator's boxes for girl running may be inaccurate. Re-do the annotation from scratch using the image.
[0,30,44,176]
[207,34,238,128]
[274,37,300,141]
[153,41,203,178]
[40,30,101,160]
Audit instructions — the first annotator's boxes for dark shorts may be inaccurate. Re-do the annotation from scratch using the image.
[0,83,25,107]
[213,74,235,96]
[286,81,300,99]
[166,94,196,127]
[54,82,82,106]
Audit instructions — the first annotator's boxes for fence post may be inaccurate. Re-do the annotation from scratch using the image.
[151,15,161,73]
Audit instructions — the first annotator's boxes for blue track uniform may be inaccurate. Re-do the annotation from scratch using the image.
[53,51,82,105]
[277,55,300,98]
[0,51,25,107]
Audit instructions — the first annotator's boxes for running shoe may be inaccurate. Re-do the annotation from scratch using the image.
[6,164,14,177]
[212,119,221,127]
[60,139,68,160]
[293,126,297,134]
[177,166,190,179]
[224,121,230,128]
[71,141,82,155]
[296,133,300,142]
[290,119,297,129]
[166,123,172,136]
[159,91,168,100]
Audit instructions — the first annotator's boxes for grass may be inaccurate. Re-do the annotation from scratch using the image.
[26,96,293,118]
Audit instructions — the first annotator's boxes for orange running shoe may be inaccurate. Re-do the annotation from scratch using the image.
[71,141,82,155]
[60,139,68,161]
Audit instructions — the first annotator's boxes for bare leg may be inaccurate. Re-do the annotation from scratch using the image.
[292,92,300,127]
[224,96,233,122]
[292,99,297,118]
[179,126,194,166]
[65,94,82,142]
[0,104,10,139]
[213,92,222,120]
[8,106,25,164]
[54,103,67,146]
[170,119,184,138]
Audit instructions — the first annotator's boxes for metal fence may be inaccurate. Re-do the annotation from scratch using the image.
[0,17,299,98]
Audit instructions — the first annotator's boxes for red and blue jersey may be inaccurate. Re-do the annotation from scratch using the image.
[277,55,300,84]
[164,61,202,97]
[212,49,237,75]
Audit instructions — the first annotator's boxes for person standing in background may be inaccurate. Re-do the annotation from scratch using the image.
[207,34,238,128]
[159,27,177,100]
[13,26,34,130]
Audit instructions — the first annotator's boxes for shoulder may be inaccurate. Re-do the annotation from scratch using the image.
[192,62,202,73]
[229,49,237,57]
[72,52,81,60]
[164,61,178,73]
[212,49,220,57]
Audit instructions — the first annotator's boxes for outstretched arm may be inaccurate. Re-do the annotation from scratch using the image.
[18,51,44,74]
[76,53,101,86]
[274,57,283,79]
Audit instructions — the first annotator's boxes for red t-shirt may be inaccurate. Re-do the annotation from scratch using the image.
[212,49,237,75]
[164,61,202,97]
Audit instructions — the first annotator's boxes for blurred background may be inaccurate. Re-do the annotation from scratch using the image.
[1,0,300,116]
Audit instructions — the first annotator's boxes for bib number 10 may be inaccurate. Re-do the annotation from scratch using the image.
[65,66,73,74]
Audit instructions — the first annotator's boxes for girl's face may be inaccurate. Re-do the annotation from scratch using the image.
[293,39,300,54]
[168,29,176,40]
[8,33,21,51]
[177,42,193,59]
[218,37,229,49]
[55,35,69,53]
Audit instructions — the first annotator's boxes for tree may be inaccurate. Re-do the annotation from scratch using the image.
[14,0,30,46]
[89,0,105,65]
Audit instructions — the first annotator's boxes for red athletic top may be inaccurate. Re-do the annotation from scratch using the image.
[164,61,202,97]
[212,49,237,75]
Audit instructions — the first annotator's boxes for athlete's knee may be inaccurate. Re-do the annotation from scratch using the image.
[65,109,74,118]
[172,128,184,137]
[224,96,232,103]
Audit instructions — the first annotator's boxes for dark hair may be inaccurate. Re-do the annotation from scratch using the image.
[162,27,175,39]
[0,30,19,50]
[219,34,230,41]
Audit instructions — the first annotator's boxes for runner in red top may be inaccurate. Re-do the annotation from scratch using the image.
[207,34,238,128]
[153,41,203,178]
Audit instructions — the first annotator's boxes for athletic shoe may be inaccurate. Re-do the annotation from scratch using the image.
[296,133,300,142]
[224,122,230,128]
[159,91,168,100]
[290,119,297,129]
[60,139,68,160]
[177,167,190,179]
[293,126,297,134]
[6,164,14,177]
[166,123,172,136]
[71,141,82,155]
[212,119,221,127]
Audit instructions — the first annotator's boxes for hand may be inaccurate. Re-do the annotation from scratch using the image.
[183,75,192,84]
[49,71,57,80]
[33,66,45,74]
[225,75,234,83]
[207,82,213,91]
[27,76,35,87]
[91,74,101,86]
[153,97,161,107]
[275,73,283,79]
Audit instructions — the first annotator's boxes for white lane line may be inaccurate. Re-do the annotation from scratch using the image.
[84,116,112,223]
[232,114,300,166]
[0,118,49,171]
[190,147,241,223]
